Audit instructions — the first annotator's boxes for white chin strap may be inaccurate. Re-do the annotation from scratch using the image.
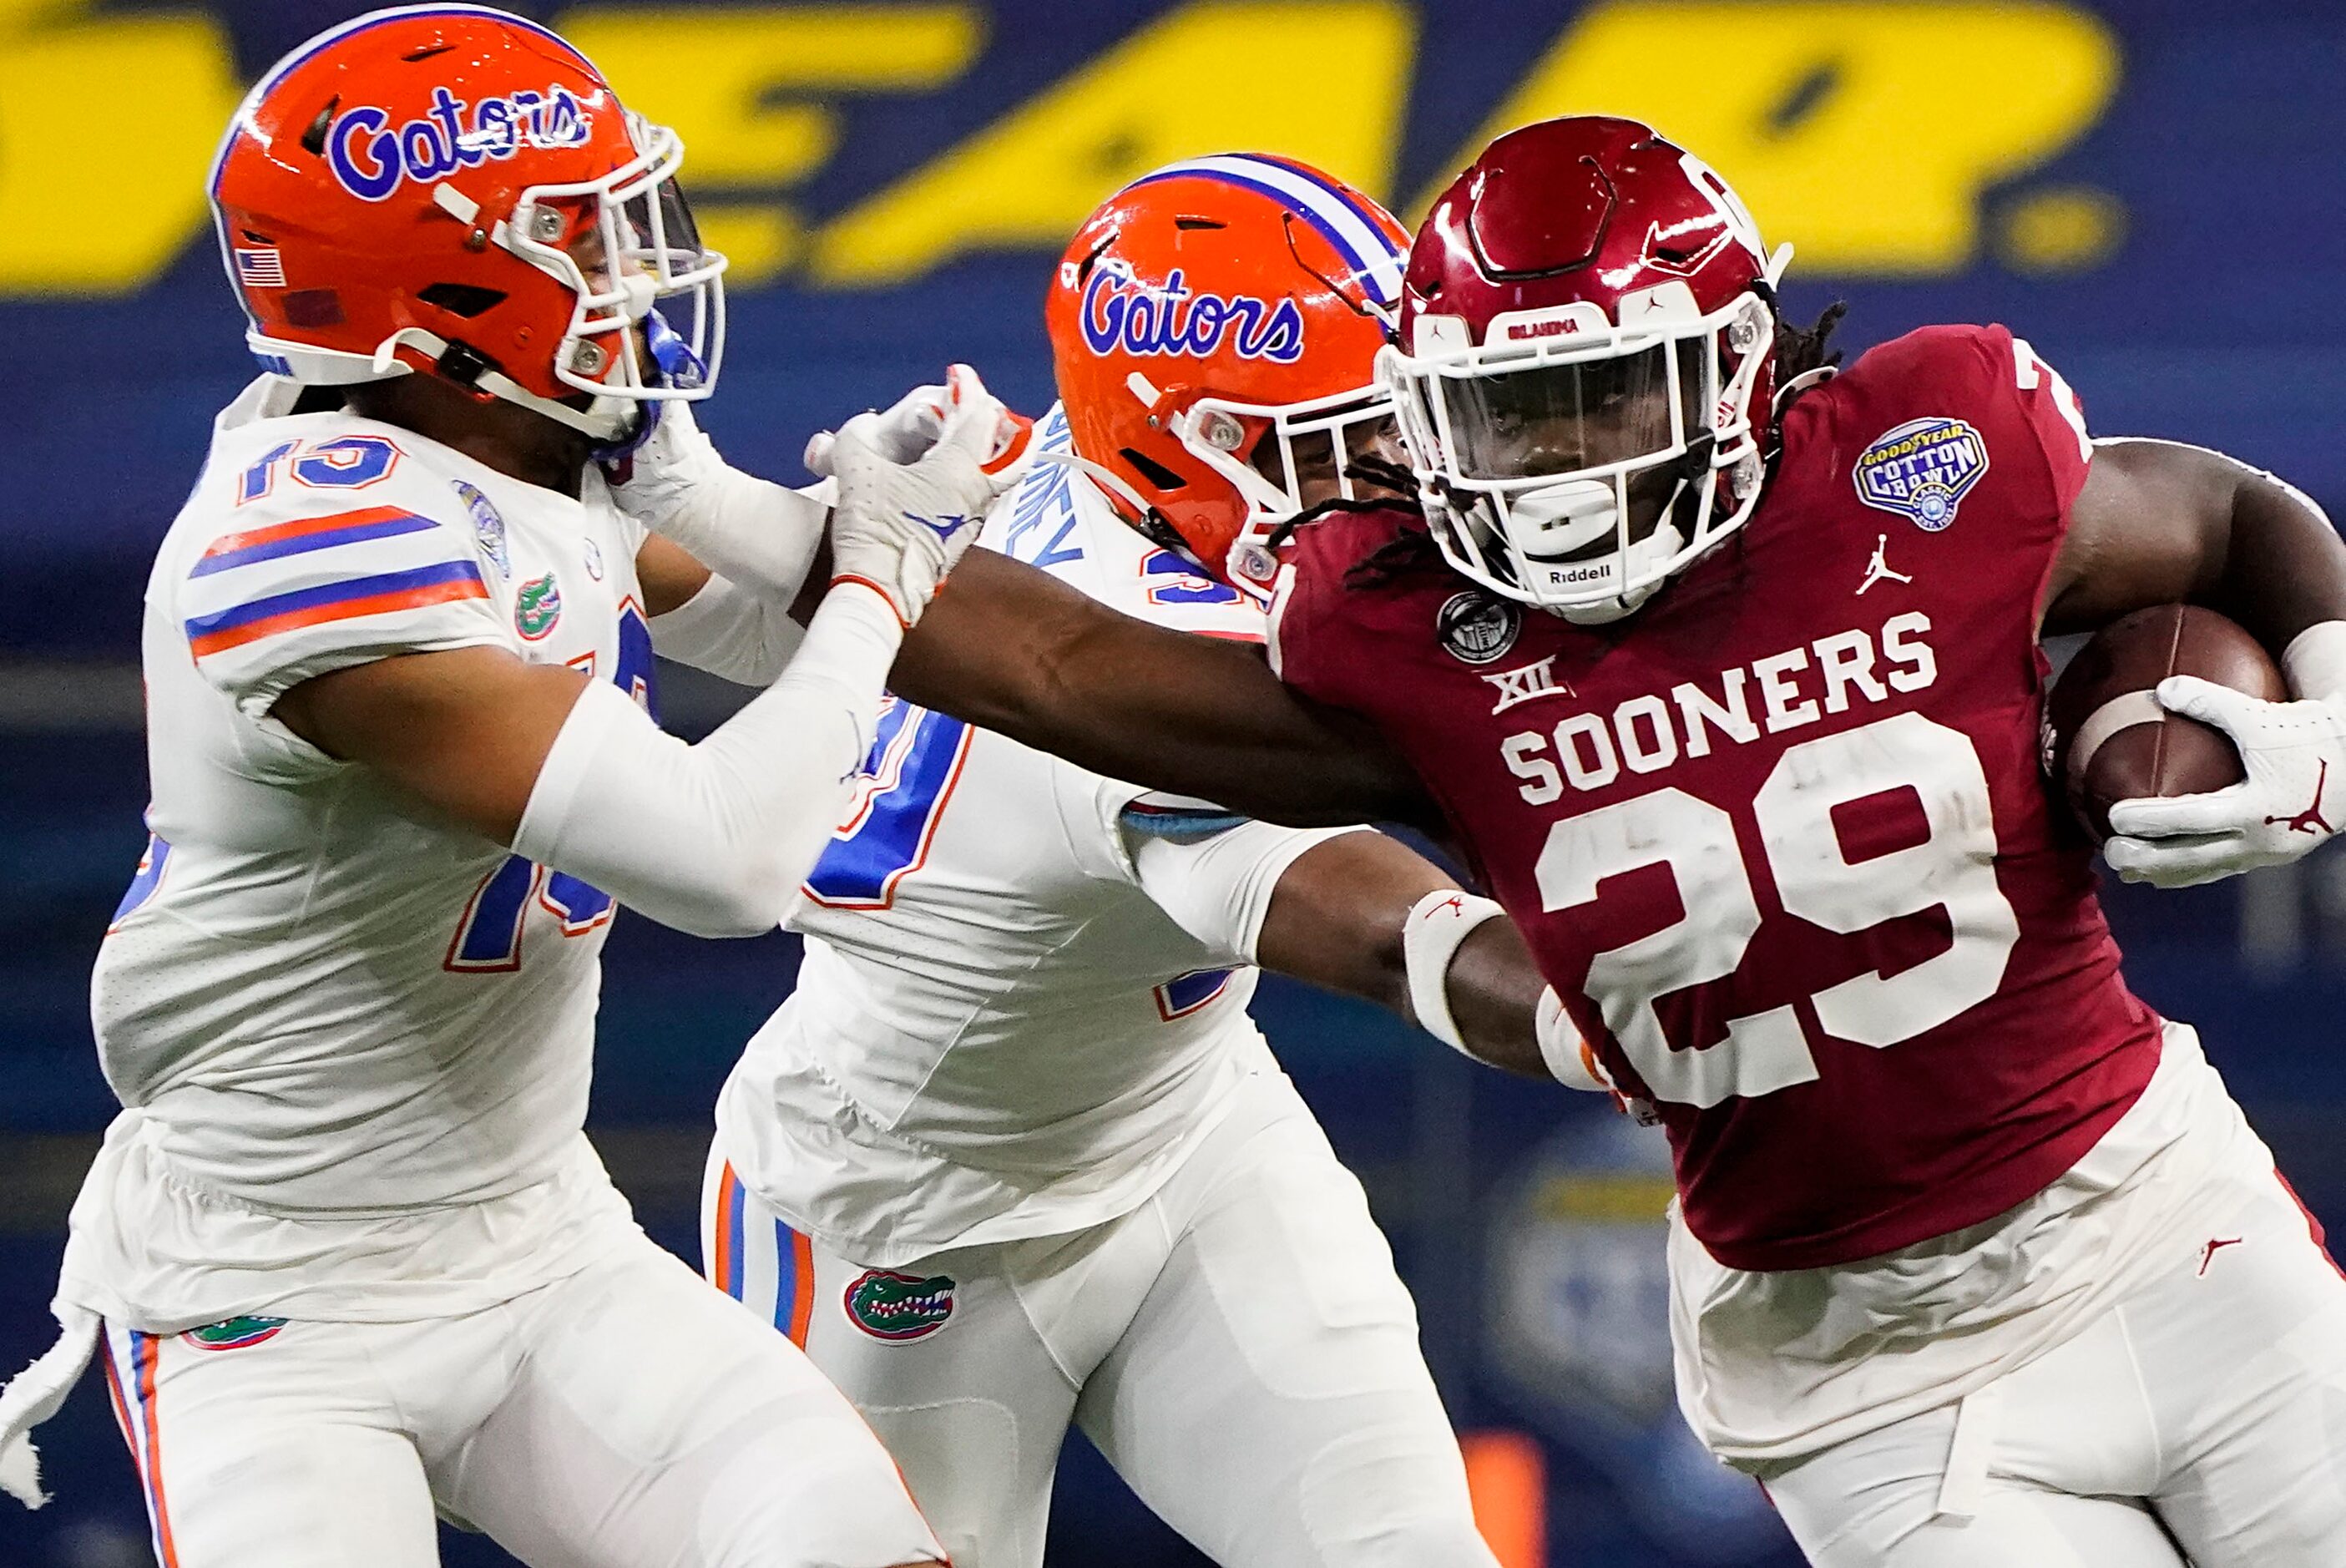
[1495,478,1687,625]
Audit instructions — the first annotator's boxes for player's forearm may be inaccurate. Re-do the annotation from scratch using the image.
[897,549,1425,827]
[1443,918,1551,1078]
[515,583,900,937]
[649,570,806,685]
[613,407,830,602]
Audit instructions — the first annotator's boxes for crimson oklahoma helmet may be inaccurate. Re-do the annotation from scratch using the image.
[1382,115,1790,624]
[1044,154,1408,597]
[209,5,724,443]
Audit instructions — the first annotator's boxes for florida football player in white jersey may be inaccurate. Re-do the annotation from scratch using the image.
[0,10,1024,1566]
[619,163,1549,1568]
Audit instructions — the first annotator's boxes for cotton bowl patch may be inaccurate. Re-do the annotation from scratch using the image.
[845,1269,955,1340]
[1853,417,1989,532]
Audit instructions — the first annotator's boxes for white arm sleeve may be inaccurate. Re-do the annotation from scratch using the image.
[513,583,897,938]
[648,570,806,685]
[616,403,831,601]
[1125,818,1368,965]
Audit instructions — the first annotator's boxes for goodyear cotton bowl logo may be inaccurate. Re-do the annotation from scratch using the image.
[328,84,594,203]
[1853,417,1990,532]
[845,1269,956,1340]
[1080,264,1304,364]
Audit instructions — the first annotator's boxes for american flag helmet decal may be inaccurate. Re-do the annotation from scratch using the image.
[234,248,286,288]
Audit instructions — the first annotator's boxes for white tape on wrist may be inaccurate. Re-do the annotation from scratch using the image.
[1537,987,1614,1092]
[1402,889,1504,1051]
[2283,620,2346,703]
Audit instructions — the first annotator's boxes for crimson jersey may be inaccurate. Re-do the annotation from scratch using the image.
[1272,325,2163,1272]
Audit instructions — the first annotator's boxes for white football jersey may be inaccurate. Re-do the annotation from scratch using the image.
[72,377,647,1327]
[716,406,1353,1267]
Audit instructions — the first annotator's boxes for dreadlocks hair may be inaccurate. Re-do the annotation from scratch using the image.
[1772,300,1848,416]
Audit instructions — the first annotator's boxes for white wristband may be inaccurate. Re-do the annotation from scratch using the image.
[1536,987,1615,1092]
[2283,620,2346,703]
[1402,889,1505,1050]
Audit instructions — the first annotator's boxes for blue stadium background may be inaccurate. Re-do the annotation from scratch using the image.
[6,2,2346,1563]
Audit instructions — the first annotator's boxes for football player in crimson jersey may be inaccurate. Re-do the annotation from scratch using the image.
[871,117,2346,1565]
[0,8,1020,1566]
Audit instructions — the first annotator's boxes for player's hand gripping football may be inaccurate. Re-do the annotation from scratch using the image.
[2102,676,2346,887]
[825,364,1033,629]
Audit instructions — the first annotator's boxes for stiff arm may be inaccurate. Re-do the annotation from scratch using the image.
[892,548,1434,830]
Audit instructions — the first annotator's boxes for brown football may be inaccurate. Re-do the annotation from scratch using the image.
[2045,604,2284,842]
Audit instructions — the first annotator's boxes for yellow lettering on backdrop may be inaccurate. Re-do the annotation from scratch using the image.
[810,0,1413,287]
[560,6,983,284]
[0,3,237,295]
[1432,1,2118,275]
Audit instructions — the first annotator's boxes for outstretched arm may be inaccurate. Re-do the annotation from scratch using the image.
[1125,816,1601,1085]
[893,547,1436,829]
[2042,438,2346,886]
[1251,830,1551,1072]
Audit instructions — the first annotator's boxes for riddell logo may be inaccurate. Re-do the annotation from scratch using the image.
[1504,318,1581,341]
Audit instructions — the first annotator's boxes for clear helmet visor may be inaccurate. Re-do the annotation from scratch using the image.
[1438,341,1699,485]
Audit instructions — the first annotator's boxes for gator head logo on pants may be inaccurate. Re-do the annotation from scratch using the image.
[180,1316,287,1351]
[845,1269,956,1340]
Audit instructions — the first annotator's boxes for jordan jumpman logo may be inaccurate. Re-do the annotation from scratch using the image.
[1856,534,1914,596]
[2264,759,2334,836]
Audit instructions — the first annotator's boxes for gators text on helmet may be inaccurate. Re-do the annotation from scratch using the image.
[1044,154,1409,599]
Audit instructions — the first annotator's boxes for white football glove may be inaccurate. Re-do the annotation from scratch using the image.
[803,381,950,476]
[2101,675,2346,888]
[604,400,827,601]
[827,364,1030,628]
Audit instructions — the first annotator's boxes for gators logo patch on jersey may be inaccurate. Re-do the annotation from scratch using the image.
[515,571,562,640]
[180,1316,287,1351]
[1853,417,1990,532]
[844,1269,956,1340]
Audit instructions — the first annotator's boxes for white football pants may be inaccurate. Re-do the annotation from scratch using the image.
[1765,1148,2346,1566]
[99,1232,943,1568]
[704,1067,1497,1568]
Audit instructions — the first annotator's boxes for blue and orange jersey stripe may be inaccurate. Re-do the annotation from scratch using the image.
[105,1331,184,1568]
[190,506,437,578]
[712,1161,745,1300]
[185,560,488,658]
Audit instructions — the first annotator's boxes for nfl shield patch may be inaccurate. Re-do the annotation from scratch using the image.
[1853,417,1990,532]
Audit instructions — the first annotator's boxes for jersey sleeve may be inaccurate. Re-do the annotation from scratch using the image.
[2005,332,2095,522]
[1123,816,1366,965]
[174,489,509,721]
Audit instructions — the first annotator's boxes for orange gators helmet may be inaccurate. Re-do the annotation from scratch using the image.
[1043,154,1409,596]
[209,5,724,444]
